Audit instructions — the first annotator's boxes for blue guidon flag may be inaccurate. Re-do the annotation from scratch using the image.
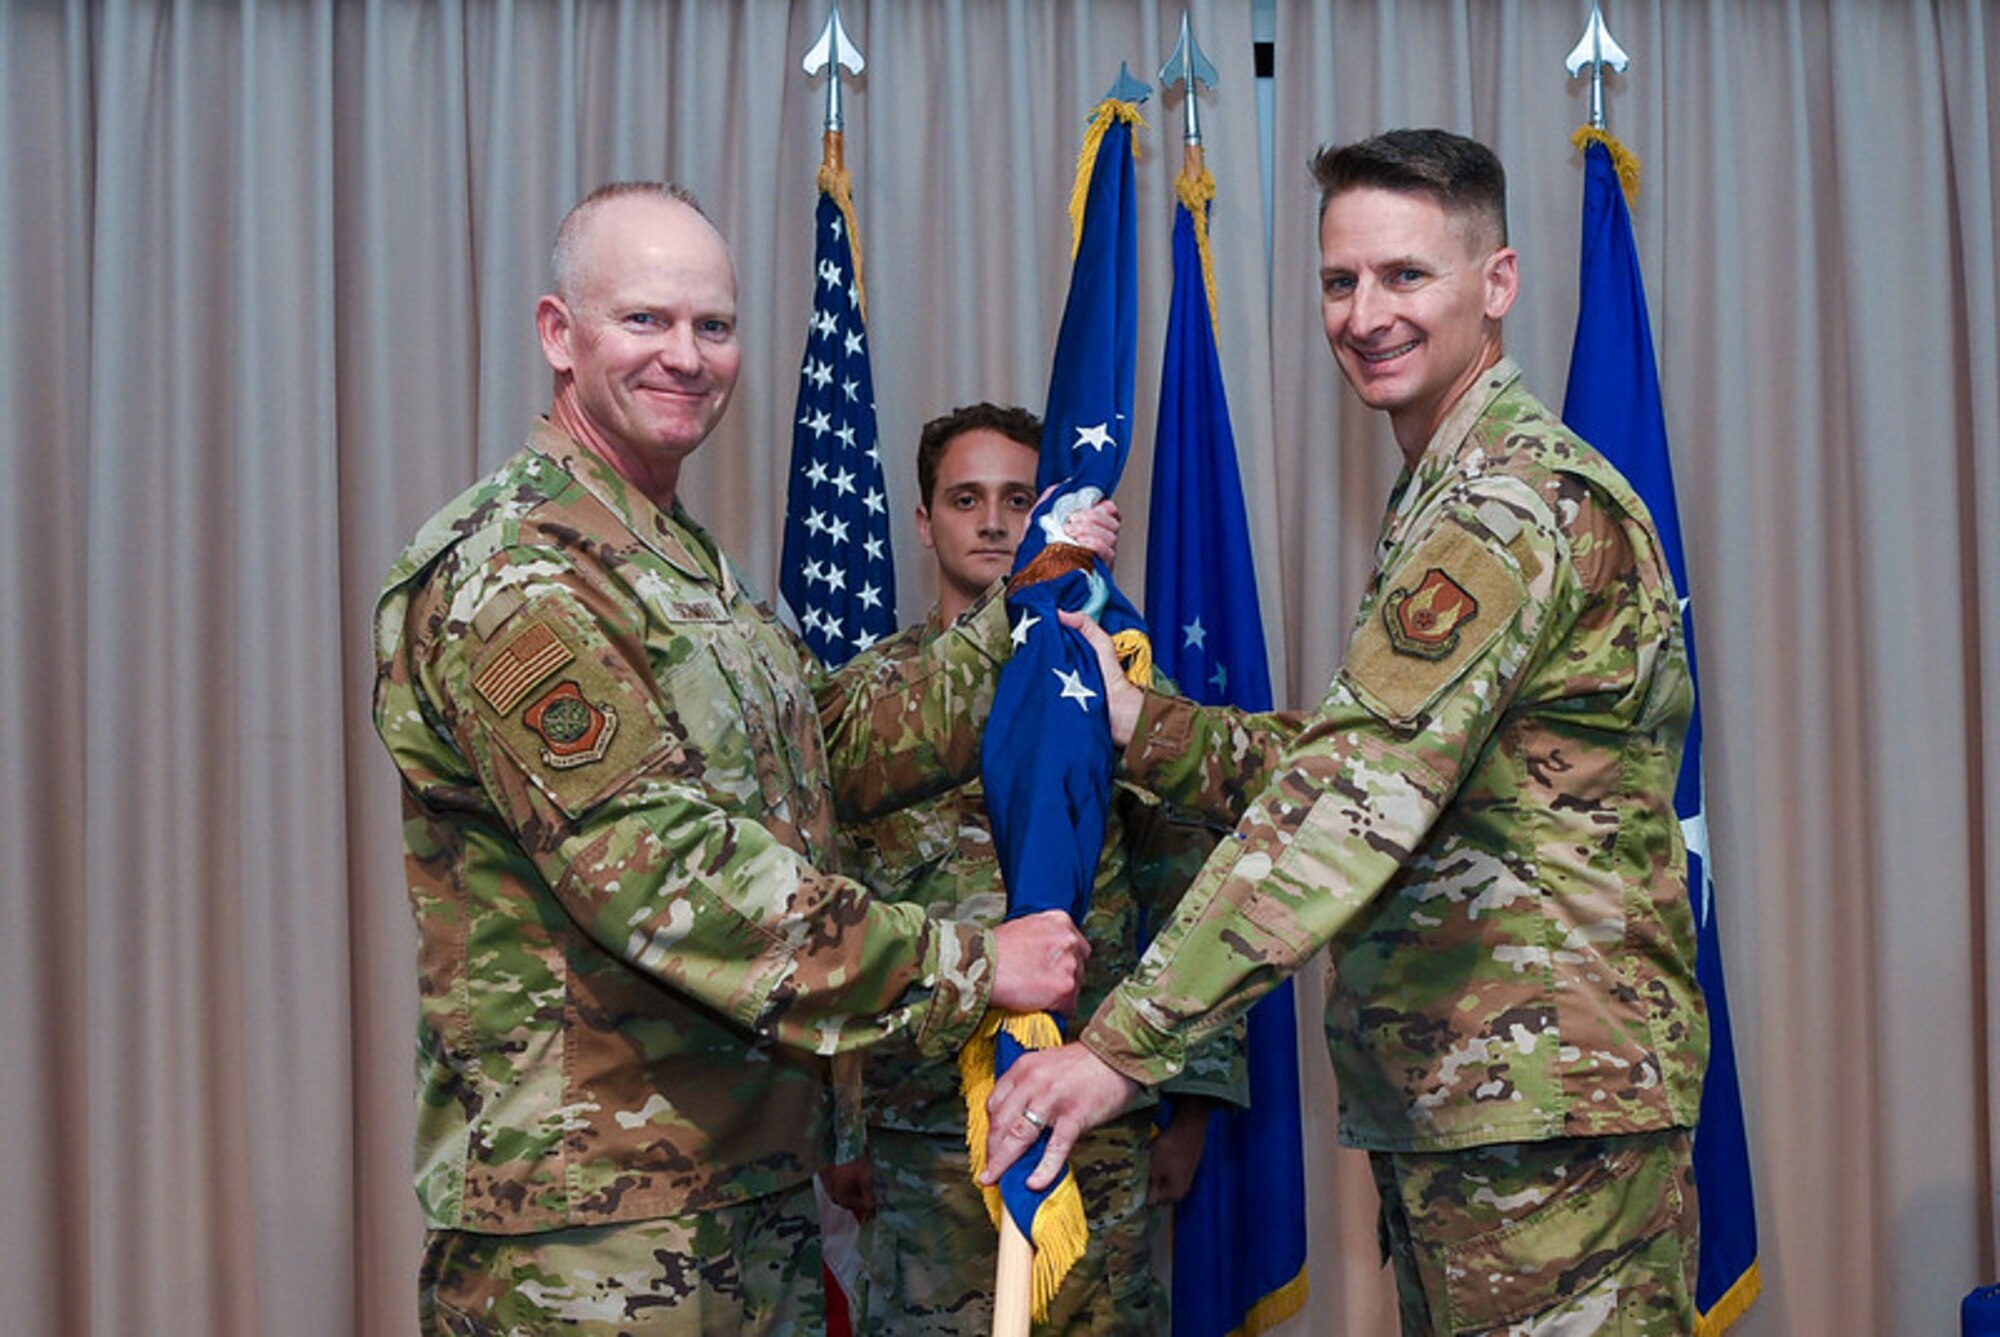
[780,166,896,666]
[1562,127,1760,1336]
[1147,154,1310,1337]
[958,89,1152,1322]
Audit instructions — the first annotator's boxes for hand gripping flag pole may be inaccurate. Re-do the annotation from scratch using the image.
[958,66,1153,1334]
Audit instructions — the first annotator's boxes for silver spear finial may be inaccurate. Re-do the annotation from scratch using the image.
[1158,11,1219,147]
[802,1,865,135]
[1564,2,1629,131]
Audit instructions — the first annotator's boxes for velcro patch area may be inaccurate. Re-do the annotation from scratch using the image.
[1344,517,1526,725]
[469,602,669,818]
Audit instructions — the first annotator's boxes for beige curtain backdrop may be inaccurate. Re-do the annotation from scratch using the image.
[1,1,1993,1334]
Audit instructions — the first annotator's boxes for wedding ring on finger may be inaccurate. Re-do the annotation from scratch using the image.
[1022,1109,1047,1129]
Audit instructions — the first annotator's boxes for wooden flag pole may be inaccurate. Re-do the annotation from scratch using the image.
[993,1211,1034,1337]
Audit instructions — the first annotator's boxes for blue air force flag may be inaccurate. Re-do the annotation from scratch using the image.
[1562,131,1760,1336]
[961,95,1149,1323]
[1147,166,1309,1337]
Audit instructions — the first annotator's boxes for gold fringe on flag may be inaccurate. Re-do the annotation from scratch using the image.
[817,134,868,318]
[1571,125,1641,207]
[1228,1266,1310,1336]
[958,1008,1091,1321]
[1174,154,1221,336]
[1067,99,1147,259]
[1693,1260,1763,1337]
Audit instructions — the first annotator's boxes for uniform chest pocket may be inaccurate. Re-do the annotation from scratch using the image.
[655,602,824,825]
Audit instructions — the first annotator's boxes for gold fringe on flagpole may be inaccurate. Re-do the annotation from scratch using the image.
[817,135,868,319]
[958,1008,1091,1321]
[1571,125,1641,207]
[1111,628,1153,689]
[1068,99,1147,258]
[1174,155,1221,336]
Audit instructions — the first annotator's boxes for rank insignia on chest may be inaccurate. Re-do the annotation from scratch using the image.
[1384,568,1480,660]
[523,679,619,768]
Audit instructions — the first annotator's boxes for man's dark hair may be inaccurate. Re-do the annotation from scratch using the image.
[1308,129,1508,247]
[916,403,1042,507]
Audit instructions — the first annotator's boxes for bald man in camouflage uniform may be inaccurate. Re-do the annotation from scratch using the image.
[984,130,1709,1336]
[823,404,1245,1334]
[374,183,1097,1336]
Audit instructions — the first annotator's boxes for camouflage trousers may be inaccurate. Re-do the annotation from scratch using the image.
[1369,1130,1698,1336]
[853,1115,1167,1334]
[418,1180,824,1336]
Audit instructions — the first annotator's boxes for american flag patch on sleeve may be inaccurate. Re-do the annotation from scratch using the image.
[474,620,574,716]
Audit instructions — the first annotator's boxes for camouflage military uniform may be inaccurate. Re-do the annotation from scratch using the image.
[373,422,1012,1330]
[840,610,1245,1335]
[1080,362,1708,1333]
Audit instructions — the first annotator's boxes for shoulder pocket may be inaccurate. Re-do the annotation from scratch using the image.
[468,597,674,820]
[1341,515,1528,726]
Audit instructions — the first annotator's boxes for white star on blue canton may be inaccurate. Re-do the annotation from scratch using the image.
[835,425,856,450]
[805,410,832,438]
[814,309,839,339]
[1183,617,1207,650]
[857,584,881,610]
[806,460,829,487]
[1055,666,1098,708]
[1075,422,1115,452]
[863,536,884,561]
[844,330,864,357]
[1209,662,1229,693]
[831,468,855,496]
[818,259,842,288]
[807,360,833,390]
[1011,611,1041,647]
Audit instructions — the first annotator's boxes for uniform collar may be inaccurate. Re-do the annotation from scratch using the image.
[528,419,735,598]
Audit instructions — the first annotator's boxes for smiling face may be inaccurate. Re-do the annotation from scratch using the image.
[536,193,740,502]
[916,427,1041,622]
[1317,185,1517,460]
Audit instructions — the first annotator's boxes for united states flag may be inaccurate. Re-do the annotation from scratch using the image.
[780,187,895,666]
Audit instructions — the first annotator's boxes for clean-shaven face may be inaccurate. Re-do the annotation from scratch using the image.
[540,196,741,470]
[1317,186,1517,456]
[916,428,1040,612]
